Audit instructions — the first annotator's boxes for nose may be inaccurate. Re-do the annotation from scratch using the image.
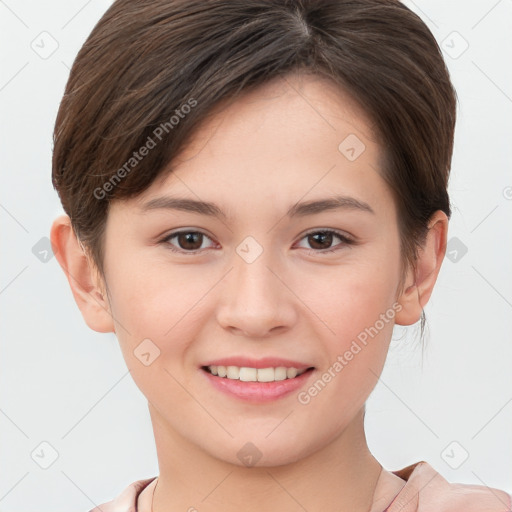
[216,250,297,339]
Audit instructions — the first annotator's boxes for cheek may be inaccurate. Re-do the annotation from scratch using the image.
[104,255,205,360]
[104,257,208,402]
[107,251,201,325]
[295,251,399,389]
[305,255,399,336]
[298,284,396,424]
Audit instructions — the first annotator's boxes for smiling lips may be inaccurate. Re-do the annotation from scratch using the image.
[200,357,315,402]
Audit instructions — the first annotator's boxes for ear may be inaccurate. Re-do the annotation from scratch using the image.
[394,210,448,326]
[50,214,115,333]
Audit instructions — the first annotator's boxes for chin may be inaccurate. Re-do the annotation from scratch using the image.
[207,435,316,469]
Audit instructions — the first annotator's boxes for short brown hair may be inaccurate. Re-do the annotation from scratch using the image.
[52,0,457,337]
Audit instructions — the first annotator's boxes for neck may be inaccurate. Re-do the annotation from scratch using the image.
[149,404,383,512]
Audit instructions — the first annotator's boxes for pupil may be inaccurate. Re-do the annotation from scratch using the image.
[311,232,332,249]
[180,232,201,249]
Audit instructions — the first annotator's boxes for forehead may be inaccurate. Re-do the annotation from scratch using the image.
[128,72,393,222]
[177,72,379,163]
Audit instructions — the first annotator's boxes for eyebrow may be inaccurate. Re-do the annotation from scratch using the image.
[140,194,375,218]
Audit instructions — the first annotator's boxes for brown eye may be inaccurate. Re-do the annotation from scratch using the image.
[308,231,334,250]
[176,232,203,250]
[296,229,354,254]
[162,230,215,254]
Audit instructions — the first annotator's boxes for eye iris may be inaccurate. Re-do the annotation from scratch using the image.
[309,232,333,249]
[179,232,202,250]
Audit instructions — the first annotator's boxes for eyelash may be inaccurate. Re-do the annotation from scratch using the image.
[159,229,355,256]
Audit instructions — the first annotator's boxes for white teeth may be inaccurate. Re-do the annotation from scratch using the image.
[274,367,287,381]
[286,367,298,379]
[239,367,257,381]
[226,366,239,379]
[257,367,275,382]
[206,365,308,382]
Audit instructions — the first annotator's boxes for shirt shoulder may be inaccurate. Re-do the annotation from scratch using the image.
[87,477,157,512]
[384,461,512,512]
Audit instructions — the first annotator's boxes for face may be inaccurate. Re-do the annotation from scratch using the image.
[100,73,405,466]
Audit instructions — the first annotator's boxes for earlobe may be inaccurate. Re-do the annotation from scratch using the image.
[394,211,448,326]
[50,214,115,333]
[394,281,422,326]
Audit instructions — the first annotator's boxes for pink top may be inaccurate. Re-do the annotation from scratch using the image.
[88,460,512,512]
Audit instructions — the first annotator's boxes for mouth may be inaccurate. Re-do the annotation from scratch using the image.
[200,361,316,402]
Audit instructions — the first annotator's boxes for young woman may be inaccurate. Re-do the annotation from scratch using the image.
[49,0,511,511]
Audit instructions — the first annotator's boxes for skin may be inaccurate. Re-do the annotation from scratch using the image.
[51,72,448,512]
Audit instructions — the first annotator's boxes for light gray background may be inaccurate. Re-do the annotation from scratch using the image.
[1,1,511,510]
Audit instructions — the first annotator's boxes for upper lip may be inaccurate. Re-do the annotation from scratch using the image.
[201,357,314,370]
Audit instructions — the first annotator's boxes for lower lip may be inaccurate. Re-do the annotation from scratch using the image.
[201,367,315,403]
